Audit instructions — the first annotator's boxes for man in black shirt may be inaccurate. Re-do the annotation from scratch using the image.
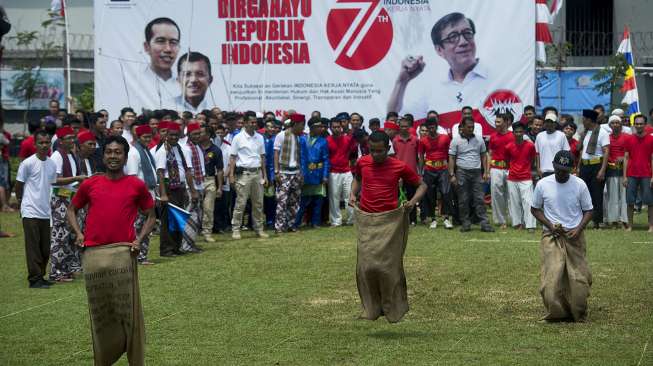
[199,125,223,242]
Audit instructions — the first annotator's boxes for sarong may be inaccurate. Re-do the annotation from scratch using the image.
[181,197,202,252]
[539,232,592,322]
[82,244,145,366]
[354,206,410,323]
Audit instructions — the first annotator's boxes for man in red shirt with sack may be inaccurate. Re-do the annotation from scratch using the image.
[349,131,426,323]
[67,135,156,366]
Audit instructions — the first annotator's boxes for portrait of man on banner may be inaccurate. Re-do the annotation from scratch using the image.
[140,17,182,109]
[388,12,490,123]
[166,51,214,114]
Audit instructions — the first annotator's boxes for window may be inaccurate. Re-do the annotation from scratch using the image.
[565,0,613,56]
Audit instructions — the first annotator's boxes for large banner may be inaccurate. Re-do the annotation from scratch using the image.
[95,0,534,133]
[537,70,610,116]
[1,68,64,110]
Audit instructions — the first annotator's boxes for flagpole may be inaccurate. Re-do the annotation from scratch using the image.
[62,0,72,112]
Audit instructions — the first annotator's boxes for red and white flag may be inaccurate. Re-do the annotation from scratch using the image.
[549,0,563,22]
[535,0,553,63]
[50,0,65,18]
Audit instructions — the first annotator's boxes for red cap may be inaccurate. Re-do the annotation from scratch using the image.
[167,122,181,132]
[158,121,170,130]
[56,126,75,139]
[289,113,305,123]
[77,130,96,144]
[135,125,153,137]
[383,121,399,131]
[186,122,201,133]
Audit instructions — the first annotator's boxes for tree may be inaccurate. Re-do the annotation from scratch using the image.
[591,54,629,107]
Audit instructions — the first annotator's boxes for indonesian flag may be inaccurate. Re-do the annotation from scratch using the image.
[617,26,640,115]
[549,0,563,22]
[535,0,553,63]
[50,0,65,17]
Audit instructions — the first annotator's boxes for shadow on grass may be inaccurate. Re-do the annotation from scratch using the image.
[368,330,434,340]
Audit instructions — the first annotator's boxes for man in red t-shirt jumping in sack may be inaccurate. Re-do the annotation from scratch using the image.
[349,131,426,323]
[67,135,156,365]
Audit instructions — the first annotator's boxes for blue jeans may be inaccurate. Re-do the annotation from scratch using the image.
[295,195,325,227]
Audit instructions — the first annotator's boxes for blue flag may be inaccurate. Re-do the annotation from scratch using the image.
[167,203,190,233]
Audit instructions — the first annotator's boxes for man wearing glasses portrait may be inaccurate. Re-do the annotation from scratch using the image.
[387,12,489,119]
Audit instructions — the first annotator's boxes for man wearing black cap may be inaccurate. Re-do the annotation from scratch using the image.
[531,150,593,322]
[578,109,610,229]
[295,117,330,228]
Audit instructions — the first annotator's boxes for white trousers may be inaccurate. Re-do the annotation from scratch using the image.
[604,176,628,223]
[328,172,354,226]
[507,180,536,229]
[491,168,509,225]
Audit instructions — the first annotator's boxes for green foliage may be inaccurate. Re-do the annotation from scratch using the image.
[544,42,573,69]
[0,213,651,365]
[592,54,629,98]
[78,83,94,111]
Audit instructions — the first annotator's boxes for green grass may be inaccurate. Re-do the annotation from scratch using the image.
[0,211,652,365]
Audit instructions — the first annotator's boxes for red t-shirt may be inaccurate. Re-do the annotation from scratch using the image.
[488,131,514,165]
[72,175,155,247]
[608,133,628,163]
[568,138,580,162]
[392,134,419,173]
[1,131,10,160]
[505,140,536,181]
[418,134,451,171]
[625,134,653,178]
[644,125,653,136]
[19,135,37,159]
[353,155,421,213]
[327,134,356,173]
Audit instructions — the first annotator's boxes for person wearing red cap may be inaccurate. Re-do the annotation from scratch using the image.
[49,126,88,282]
[154,121,199,256]
[180,122,206,251]
[127,124,158,264]
[77,131,97,176]
[273,113,305,233]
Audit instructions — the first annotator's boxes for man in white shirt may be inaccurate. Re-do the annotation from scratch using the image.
[49,126,87,282]
[388,13,489,118]
[126,125,158,264]
[167,52,213,114]
[228,111,269,239]
[273,114,305,233]
[15,132,58,288]
[535,113,570,178]
[531,150,593,322]
[155,123,198,256]
[119,107,137,144]
[578,109,610,229]
[138,17,181,110]
[180,122,206,251]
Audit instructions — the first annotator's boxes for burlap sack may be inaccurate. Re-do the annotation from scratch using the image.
[82,244,145,366]
[355,206,410,323]
[539,232,592,322]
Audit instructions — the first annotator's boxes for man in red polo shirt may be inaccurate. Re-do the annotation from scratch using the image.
[488,113,514,229]
[67,135,155,366]
[623,114,653,231]
[418,117,453,229]
[505,123,537,232]
[393,117,419,224]
[327,118,357,226]
[349,131,426,323]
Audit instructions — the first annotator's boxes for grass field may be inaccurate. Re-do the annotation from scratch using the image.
[0,210,652,366]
